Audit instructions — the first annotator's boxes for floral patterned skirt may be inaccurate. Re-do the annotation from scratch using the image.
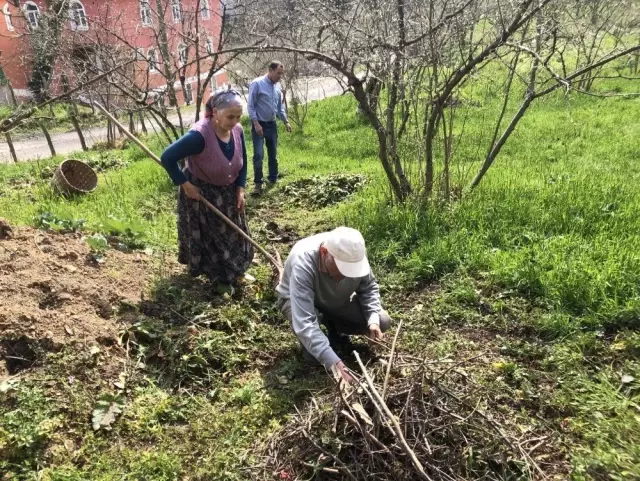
[177,170,254,284]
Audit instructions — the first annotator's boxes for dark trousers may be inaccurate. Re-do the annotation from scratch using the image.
[278,295,391,362]
[251,121,278,184]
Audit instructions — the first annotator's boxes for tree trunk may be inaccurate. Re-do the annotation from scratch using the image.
[352,81,406,201]
[39,120,56,157]
[128,112,136,134]
[69,107,88,151]
[155,0,180,112]
[147,109,174,145]
[107,119,114,147]
[6,80,17,107]
[470,94,535,189]
[139,112,148,134]
[5,132,17,163]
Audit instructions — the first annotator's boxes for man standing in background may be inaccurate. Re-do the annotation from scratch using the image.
[247,61,292,196]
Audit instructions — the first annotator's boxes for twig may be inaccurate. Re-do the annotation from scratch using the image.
[438,384,547,480]
[340,409,390,453]
[301,429,358,481]
[354,351,433,481]
[382,320,403,400]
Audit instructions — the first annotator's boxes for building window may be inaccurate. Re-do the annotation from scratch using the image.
[201,0,210,20]
[210,75,217,93]
[184,83,193,104]
[205,37,214,55]
[140,0,152,26]
[148,48,158,72]
[171,0,181,23]
[177,43,187,65]
[23,1,39,29]
[3,3,14,32]
[69,1,89,31]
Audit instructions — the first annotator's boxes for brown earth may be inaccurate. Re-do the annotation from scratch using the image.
[0,224,178,377]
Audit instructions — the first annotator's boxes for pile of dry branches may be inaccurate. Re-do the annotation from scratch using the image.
[255,325,558,480]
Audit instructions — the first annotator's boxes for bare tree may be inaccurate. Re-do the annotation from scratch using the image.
[223,0,639,201]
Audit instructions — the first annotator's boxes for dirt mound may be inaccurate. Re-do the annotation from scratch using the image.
[0,218,12,240]
[0,226,174,377]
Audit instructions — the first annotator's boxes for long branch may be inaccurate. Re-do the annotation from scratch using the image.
[0,59,134,133]
[354,351,432,481]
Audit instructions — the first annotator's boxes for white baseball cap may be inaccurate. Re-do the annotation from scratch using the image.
[325,227,370,278]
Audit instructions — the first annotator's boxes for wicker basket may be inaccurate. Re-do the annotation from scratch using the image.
[51,159,98,195]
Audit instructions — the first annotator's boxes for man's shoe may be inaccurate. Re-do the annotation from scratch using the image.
[251,183,262,196]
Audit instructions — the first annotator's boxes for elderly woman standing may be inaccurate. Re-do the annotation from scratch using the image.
[161,90,254,288]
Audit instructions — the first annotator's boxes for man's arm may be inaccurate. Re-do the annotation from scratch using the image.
[276,86,289,124]
[247,81,258,122]
[289,262,340,369]
[356,272,382,326]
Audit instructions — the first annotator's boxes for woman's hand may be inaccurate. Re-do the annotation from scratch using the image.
[236,187,246,212]
[181,181,201,200]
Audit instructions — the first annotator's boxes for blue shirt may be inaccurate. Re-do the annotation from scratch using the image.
[160,130,248,188]
[247,75,288,123]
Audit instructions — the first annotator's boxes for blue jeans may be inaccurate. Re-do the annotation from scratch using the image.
[252,121,278,184]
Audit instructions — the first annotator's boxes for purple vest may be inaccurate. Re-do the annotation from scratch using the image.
[187,119,243,186]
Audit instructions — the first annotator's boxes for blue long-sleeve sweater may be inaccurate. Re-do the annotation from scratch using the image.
[160,129,248,188]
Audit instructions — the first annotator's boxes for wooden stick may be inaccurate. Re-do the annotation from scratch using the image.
[354,351,433,481]
[91,101,283,274]
[382,320,403,401]
[5,132,17,163]
[39,120,56,157]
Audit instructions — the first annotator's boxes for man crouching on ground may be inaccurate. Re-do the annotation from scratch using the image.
[276,226,391,383]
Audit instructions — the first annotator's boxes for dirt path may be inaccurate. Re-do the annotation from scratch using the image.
[0,77,345,164]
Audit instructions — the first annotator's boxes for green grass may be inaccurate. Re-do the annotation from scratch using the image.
[2,74,640,479]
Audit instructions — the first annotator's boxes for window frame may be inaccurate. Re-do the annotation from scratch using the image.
[148,48,158,72]
[140,0,152,26]
[171,0,182,23]
[3,3,14,32]
[201,0,210,20]
[177,43,188,65]
[205,37,214,55]
[184,83,193,104]
[69,0,89,31]
[23,1,40,30]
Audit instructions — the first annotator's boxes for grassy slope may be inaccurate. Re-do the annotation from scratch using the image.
[1,84,639,479]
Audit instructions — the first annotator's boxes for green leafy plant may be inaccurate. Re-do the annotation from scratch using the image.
[100,216,147,250]
[35,212,85,232]
[85,233,108,263]
[92,393,125,431]
[282,174,366,209]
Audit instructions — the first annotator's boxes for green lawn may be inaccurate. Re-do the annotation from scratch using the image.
[1,82,639,479]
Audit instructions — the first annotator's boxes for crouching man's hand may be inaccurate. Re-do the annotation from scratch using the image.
[367,323,384,341]
[334,360,356,384]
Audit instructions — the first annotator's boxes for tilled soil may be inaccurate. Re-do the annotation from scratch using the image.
[0,223,177,377]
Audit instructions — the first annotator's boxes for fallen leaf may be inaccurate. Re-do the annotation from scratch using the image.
[92,394,125,431]
[622,374,635,384]
[0,380,18,393]
[64,325,74,336]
